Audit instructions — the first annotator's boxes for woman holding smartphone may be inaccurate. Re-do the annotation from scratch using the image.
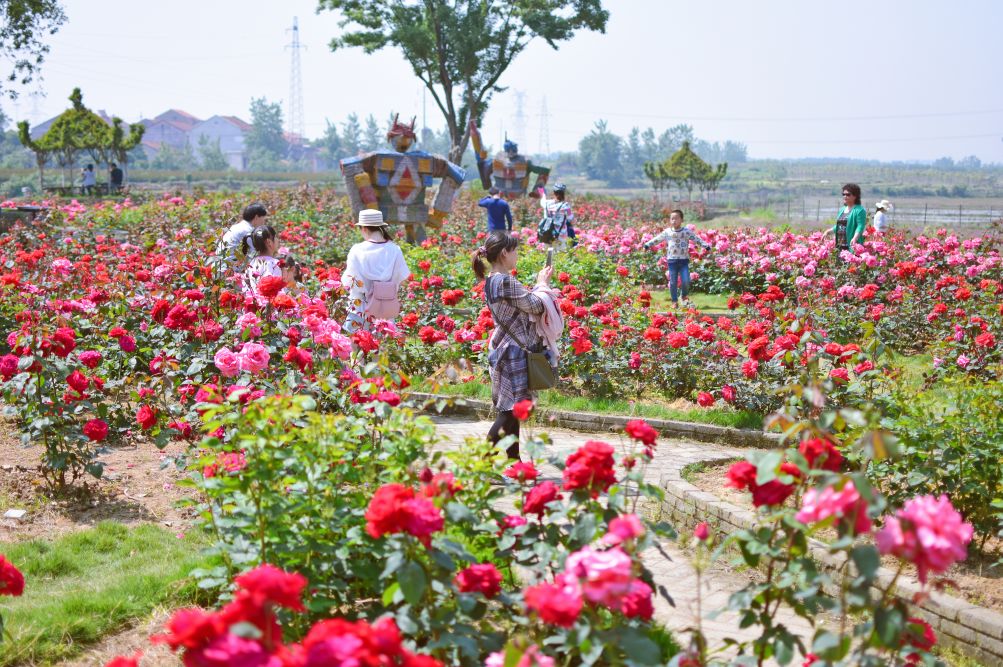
[472,231,553,459]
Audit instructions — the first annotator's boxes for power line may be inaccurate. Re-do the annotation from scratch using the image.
[548,107,1003,123]
[537,96,550,155]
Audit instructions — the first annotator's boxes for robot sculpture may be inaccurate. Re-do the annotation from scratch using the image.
[341,115,465,244]
[469,120,550,198]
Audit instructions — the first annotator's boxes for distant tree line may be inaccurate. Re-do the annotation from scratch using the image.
[576,120,746,187]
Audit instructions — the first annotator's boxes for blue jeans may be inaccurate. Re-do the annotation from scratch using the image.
[666,259,690,303]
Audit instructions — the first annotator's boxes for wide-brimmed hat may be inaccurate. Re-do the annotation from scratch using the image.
[356,209,388,227]
[875,200,892,211]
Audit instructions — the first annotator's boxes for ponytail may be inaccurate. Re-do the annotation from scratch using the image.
[471,246,488,280]
[471,231,519,281]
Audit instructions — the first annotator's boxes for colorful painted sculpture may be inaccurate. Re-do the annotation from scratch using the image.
[341,115,465,244]
[469,120,550,198]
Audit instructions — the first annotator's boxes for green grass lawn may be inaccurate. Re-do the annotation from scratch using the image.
[0,522,211,666]
[414,380,763,430]
[648,289,731,314]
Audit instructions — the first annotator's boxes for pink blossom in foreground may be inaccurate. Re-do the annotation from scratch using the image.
[237,342,270,373]
[876,494,973,584]
[602,514,645,545]
[795,480,871,535]
[564,546,634,607]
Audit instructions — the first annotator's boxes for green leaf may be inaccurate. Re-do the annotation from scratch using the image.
[755,451,782,485]
[397,560,427,605]
[875,606,904,647]
[382,581,400,606]
[571,512,598,543]
[616,627,661,664]
[850,544,880,581]
[811,629,849,660]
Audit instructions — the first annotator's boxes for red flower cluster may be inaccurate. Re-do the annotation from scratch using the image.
[726,460,801,507]
[798,438,843,472]
[364,483,444,546]
[454,563,502,598]
[624,419,657,446]
[257,275,287,299]
[563,441,617,497]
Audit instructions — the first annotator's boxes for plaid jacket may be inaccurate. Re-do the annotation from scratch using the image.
[485,273,545,411]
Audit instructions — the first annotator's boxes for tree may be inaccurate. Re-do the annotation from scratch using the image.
[318,119,342,164]
[1,0,66,99]
[362,113,382,151]
[657,124,694,158]
[341,112,362,156]
[643,161,671,198]
[578,119,624,186]
[151,142,196,171]
[246,97,286,171]
[318,0,609,163]
[665,141,710,200]
[621,127,644,184]
[197,135,230,171]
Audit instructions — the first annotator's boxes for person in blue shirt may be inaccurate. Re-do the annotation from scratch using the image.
[478,187,513,232]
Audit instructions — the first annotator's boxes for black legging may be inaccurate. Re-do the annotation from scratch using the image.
[488,410,520,459]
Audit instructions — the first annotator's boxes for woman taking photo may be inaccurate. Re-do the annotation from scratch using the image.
[341,210,410,333]
[473,231,553,460]
[823,183,867,255]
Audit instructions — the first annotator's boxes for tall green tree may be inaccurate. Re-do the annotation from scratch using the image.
[197,135,229,171]
[362,113,382,151]
[318,0,609,163]
[578,119,624,186]
[318,119,342,164]
[246,97,287,171]
[665,141,708,200]
[341,112,362,156]
[2,0,66,99]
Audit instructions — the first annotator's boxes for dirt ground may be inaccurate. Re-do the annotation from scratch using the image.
[689,462,1003,614]
[0,420,196,666]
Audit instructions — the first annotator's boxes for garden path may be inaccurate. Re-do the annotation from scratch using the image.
[432,415,817,665]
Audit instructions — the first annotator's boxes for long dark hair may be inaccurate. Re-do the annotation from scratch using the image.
[250,225,277,254]
[471,230,519,280]
[842,183,861,206]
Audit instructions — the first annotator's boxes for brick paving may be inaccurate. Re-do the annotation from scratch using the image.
[432,415,817,664]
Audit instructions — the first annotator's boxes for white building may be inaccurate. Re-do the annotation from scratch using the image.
[189,115,253,170]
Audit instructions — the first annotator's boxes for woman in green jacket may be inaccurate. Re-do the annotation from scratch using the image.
[823,183,867,255]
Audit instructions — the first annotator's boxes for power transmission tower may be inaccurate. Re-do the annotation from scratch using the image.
[285,17,306,143]
[537,96,550,156]
[512,90,527,148]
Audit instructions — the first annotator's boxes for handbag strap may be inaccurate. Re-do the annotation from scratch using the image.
[485,274,529,351]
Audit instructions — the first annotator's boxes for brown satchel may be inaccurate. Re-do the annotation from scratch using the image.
[486,276,558,391]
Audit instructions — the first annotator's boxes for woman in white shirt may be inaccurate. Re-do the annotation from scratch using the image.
[341,210,411,333]
[874,200,891,233]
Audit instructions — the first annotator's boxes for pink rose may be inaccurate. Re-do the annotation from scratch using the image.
[213,347,240,377]
[237,342,270,373]
[564,546,634,607]
[693,522,710,541]
[602,514,645,546]
[796,480,871,535]
[876,494,973,584]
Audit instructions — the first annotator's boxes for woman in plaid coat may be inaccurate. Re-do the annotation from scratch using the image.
[473,231,553,459]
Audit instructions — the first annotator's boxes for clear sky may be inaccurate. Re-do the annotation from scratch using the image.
[4,0,1003,163]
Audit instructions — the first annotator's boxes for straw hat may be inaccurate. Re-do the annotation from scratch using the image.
[875,200,892,211]
[356,209,387,227]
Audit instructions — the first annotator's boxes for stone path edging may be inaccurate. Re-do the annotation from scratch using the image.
[408,392,778,448]
[658,457,1003,666]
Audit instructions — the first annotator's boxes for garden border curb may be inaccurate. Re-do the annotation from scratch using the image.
[408,392,779,448]
[659,459,1003,666]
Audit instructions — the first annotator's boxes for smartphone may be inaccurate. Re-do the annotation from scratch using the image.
[545,248,553,268]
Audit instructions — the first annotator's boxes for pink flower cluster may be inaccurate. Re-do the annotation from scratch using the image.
[876,494,973,584]
[214,342,271,377]
[795,480,871,535]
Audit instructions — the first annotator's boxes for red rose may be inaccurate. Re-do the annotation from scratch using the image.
[562,440,617,497]
[504,461,539,483]
[151,607,222,650]
[798,438,843,472]
[365,484,414,539]
[624,419,657,446]
[523,480,562,516]
[352,330,379,353]
[66,370,89,393]
[257,275,286,299]
[104,652,142,667]
[721,385,737,403]
[283,345,313,371]
[454,563,502,598]
[741,359,759,378]
[233,563,307,611]
[119,335,136,352]
[524,576,583,627]
[512,399,534,421]
[136,405,157,430]
[696,392,715,407]
[83,418,109,442]
[571,337,593,355]
[693,522,710,541]
[79,350,102,368]
[0,554,25,596]
[830,368,849,383]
